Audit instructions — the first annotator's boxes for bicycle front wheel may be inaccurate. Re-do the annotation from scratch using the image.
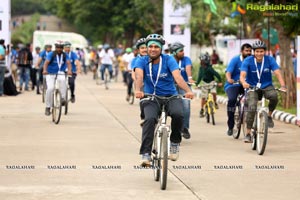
[64,87,70,115]
[233,104,241,139]
[256,111,268,155]
[209,102,215,125]
[159,127,168,190]
[152,131,160,182]
[205,105,210,123]
[52,90,62,124]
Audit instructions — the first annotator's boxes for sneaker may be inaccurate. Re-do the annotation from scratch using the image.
[71,95,75,103]
[169,142,180,161]
[227,129,233,136]
[126,95,130,102]
[199,109,205,118]
[215,103,219,109]
[244,134,252,143]
[140,153,151,167]
[61,99,66,106]
[268,116,274,128]
[182,128,191,139]
[45,107,51,116]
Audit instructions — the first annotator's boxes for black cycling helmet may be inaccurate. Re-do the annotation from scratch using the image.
[145,34,166,46]
[135,38,146,49]
[252,40,266,50]
[54,40,64,48]
[169,42,185,54]
[199,54,210,65]
[64,41,72,47]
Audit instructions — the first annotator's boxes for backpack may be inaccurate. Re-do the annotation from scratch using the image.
[49,51,67,65]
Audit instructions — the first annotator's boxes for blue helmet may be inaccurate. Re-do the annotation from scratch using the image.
[145,34,165,46]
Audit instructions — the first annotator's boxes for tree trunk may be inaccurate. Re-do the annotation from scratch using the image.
[275,24,296,109]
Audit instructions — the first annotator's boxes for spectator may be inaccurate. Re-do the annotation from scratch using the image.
[293,50,297,77]
[211,49,220,65]
[17,43,33,91]
[0,39,7,96]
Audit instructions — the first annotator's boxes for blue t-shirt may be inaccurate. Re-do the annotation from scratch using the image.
[46,51,70,74]
[0,45,5,56]
[66,51,78,73]
[240,55,280,89]
[174,56,192,82]
[224,55,243,91]
[134,54,179,96]
[39,50,50,67]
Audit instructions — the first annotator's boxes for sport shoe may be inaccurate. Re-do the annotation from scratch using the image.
[268,116,274,128]
[227,129,233,136]
[71,95,75,103]
[140,153,151,167]
[126,95,130,102]
[45,107,51,116]
[215,103,219,109]
[61,99,66,106]
[199,109,205,118]
[169,142,180,161]
[182,128,191,139]
[244,134,252,143]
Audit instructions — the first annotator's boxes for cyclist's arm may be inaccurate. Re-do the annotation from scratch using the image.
[66,60,72,75]
[75,59,81,73]
[240,71,249,88]
[273,69,286,89]
[43,60,50,74]
[211,67,222,83]
[134,68,144,98]
[186,64,194,83]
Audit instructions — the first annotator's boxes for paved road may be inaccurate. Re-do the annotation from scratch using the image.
[0,74,299,200]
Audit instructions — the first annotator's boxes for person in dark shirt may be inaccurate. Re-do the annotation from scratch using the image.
[196,54,222,117]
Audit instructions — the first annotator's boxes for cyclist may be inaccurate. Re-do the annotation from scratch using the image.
[134,33,194,166]
[43,41,72,116]
[196,54,222,118]
[169,42,195,139]
[99,44,114,82]
[240,40,286,143]
[64,41,80,103]
[122,47,135,101]
[36,44,52,94]
[224,43,252,136]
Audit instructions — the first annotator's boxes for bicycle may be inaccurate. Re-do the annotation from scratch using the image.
[198,82,218,125]
[247,86,285,155]
[141,94,184,190]
[97,65,111,90]
[64,75,72,115]
[232,91,248,139]
[50,74,65,124]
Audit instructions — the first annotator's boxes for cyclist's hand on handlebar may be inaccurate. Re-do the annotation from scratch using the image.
[217,82,223,87]
[42,70,48,75]
[67,71,72,76]
[185,91,194,99]
[228,79,234,84]
[279,86,287,92]
[242,82,250,89]
[135,91,144,99]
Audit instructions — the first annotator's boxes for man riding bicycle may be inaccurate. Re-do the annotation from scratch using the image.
[43,41,72,116]
[64,41,81,103]
[134,33,194,166]
[240,40,286,143]
[224,43,252,136]
[169,42,195,139]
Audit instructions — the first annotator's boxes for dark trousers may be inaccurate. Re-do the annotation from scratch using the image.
[139,97,184,155]
[30,68,38,87]
[226,85,244,129]
[68,73,77,97]
[246,86,278,129]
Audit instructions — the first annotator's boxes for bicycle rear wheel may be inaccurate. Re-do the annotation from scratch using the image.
[256,111,268,155]
[152,131,160,182]
[209,102,215,125]
[104,71,109,90]
[52,90,62,124]
[233,104,241,139]
[159,127,168,190]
